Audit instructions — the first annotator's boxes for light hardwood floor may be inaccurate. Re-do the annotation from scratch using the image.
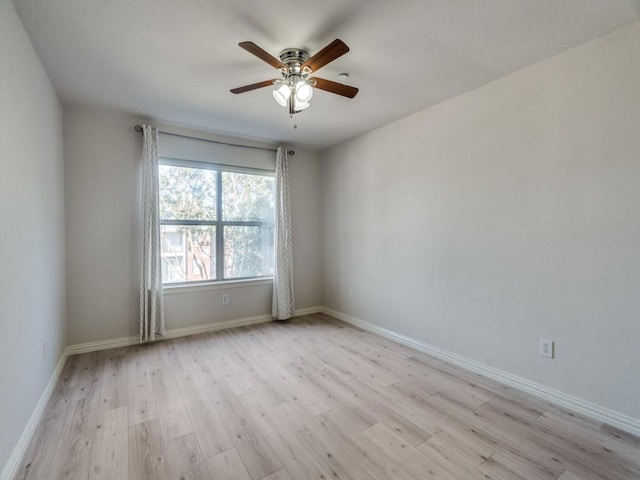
[14,314,640,480]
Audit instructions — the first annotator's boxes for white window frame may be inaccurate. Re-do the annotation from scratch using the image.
[159,157,275,286]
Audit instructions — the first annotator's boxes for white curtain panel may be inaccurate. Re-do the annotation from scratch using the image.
[139,124,166,342]
[272,147,295,320]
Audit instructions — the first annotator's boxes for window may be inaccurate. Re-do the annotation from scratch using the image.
[159,161,275,284]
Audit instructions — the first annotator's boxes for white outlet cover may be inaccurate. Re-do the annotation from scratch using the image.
[540,338,554,358]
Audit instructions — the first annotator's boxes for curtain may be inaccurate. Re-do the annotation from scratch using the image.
[272,147,295,320]
[139,124,165,342]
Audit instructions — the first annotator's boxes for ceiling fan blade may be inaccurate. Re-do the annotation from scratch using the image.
[302,39,350,72]
[230,79,278,94]
[239,42,285,69]
[310,77,359,98]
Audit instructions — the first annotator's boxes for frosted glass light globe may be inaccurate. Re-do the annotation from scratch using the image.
[294,80,313,103]
[273,84,290,107]
[295,99,310,111]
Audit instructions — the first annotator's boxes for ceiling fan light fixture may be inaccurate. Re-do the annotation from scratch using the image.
[294,80,313,103]
[273,83,290,107]
[232,39,357,115]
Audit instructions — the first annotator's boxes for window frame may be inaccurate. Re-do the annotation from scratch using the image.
[159,156,275,286]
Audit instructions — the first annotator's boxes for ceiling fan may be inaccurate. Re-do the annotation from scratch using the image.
[230,39,359,115]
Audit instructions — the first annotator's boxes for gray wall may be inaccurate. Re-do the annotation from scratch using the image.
[64,105,322,345]
[63,107,143,344]
[320,21,640,419]
[0,0,66,470]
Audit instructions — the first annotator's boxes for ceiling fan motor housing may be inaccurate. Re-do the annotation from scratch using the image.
[278,48,311,74]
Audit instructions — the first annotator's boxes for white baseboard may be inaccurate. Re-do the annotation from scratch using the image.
[66,316,272,355]
[294,306,323,316]
[65,334,139,355]
[66,306,323,356]
[0,350,68,480]
[321,306,640,438]
[164,314,272,339]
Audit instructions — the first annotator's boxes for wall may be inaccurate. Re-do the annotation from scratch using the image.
[320,21,640,419]
[0,0,66,472]
[64,107,143,344]
[64,105,322,345]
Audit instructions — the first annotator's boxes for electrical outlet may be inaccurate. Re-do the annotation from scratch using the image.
[222,294,229,305]
[540,338,554,358]
[42,341,48,361]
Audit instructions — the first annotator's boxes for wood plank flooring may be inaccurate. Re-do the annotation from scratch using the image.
[14,314,640,480]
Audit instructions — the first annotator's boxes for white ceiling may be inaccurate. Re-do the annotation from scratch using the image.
[12,0,640,150]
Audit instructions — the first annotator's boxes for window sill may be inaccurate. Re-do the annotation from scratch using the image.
[162,277,273,295]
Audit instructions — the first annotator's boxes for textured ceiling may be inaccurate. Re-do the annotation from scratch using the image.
[12,0,640,149]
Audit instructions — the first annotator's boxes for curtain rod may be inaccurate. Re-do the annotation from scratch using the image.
[134,125,294,155]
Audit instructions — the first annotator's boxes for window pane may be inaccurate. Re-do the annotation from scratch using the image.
[161,225,216,283]
[224,226,274,279]
[159,165,217,221]
[222,172,274,221]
